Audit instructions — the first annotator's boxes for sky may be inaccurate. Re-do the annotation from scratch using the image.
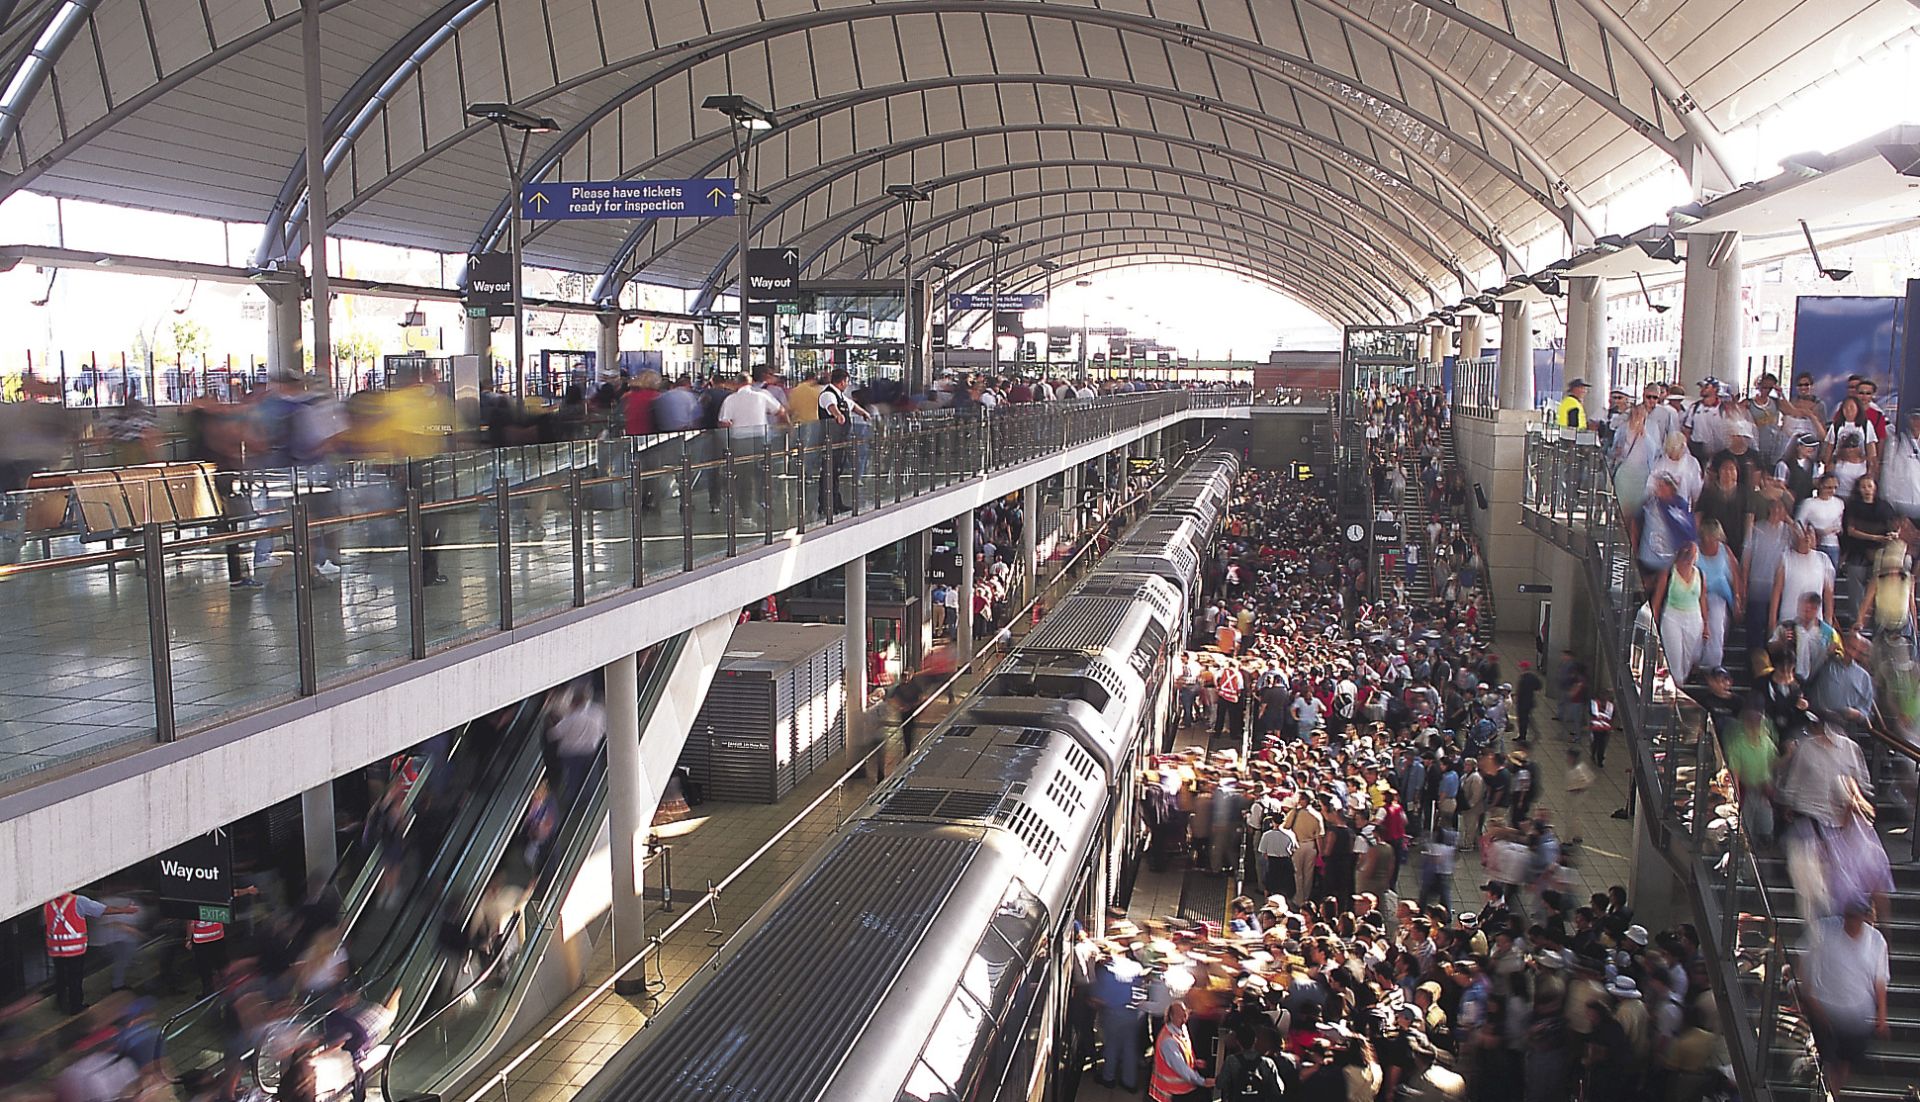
[1033,266,1342,357]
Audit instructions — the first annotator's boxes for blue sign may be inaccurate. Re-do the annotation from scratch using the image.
[948,292,1046,312]
[521,179,736,221]
[1792,295,1904,416]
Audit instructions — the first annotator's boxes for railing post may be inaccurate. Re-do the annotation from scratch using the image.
[495,477,514,630]
[679,438,695,573]
[142,523,176,741]
[629,446,647,588]
[792,436,808,535]
[405,464,428,659]
[761,437,775,545]
[569,469,587,607]
[291,499,318,695]
[723,443,738,557]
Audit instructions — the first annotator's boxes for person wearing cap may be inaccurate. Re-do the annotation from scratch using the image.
[1745,372,1785,460]
[1683,376,1738,464]
[1555,377,1589,431]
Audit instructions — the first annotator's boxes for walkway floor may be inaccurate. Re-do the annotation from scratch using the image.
[0,464,952,787]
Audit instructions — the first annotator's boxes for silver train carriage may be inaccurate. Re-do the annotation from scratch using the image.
[572,454,1237,1102]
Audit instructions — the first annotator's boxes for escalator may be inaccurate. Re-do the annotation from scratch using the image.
[160,697,548,1078]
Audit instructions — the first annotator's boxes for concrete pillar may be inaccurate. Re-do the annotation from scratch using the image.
[300,782,336,882]
[1496,299,1534,412]
[1678,231,1742,389]
[464,311,491,363]
[1458,314,1485,362]
[266,283,304,379]
[1427,323,1447,365]
[958,510,976,658]
[603,650,645,965]
[846,556,868,748]
[907,529,932,674]
[1021,483,1039,602]
[1565,275,1608,423]
[1414,330,1430,363]
[597,313,621,380]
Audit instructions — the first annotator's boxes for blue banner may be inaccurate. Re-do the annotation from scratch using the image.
[948,292,1046,312]
[521,179,736,220]
[1791,295,1903,415]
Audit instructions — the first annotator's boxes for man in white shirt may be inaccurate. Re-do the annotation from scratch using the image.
[718,368,788,510]
[1802,902,1890,1092]
[1256,816,1297,898]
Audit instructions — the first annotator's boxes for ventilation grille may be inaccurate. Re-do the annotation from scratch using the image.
[938,790,1004,820]
[1130,621,1170,678]
[1000,801,1062,864]
[1045,769,1087,817]
[1085,661,1129,706]
[946,725,978,738]
[883,787,949,818]
[1064,741,1097,781]
[1024,597,1131,653]
[1014,728,1049,748]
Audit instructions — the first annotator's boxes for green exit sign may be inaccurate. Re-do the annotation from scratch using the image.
[197,905,231,923]
[465,306,489,318]
[775,302,803,315]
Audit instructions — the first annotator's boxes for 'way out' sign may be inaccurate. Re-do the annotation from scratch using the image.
[153,829,234,922]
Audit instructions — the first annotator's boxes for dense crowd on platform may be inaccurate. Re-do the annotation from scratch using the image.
[1079,386,1740,1102]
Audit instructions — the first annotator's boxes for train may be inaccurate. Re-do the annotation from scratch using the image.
[574,451,1240,1102]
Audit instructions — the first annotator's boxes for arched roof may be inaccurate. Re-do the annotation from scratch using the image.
[0,0,1908,323]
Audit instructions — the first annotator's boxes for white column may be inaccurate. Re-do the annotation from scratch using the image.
[1427,323,1447,365]
[958,510,976,658]
[1497,300,1534,412]
[603,649,645,965]
[1021,484,1039,603]
[1458,313,1484,363]
[1565,275,1608,422]
[846,556,868,750]
[266,283,304,379]
[1678,231,1742,389]
[597,313,621,379]
[300,783,336,882]
[464,312,491,357]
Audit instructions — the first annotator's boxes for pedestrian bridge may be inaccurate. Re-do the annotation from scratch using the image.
[0,393,1247,915]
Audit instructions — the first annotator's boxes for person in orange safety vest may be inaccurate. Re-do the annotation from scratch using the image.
[1148,999,1213,1101]
[43,891,136,1015]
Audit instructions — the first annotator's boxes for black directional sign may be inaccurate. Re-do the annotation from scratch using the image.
[153,828,234,922]
[745,247,801,300]
[465,252,514,318]
[929,521,962,584]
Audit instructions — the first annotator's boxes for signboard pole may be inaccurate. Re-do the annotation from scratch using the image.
[738,181,751,378]
[509,150,527,405]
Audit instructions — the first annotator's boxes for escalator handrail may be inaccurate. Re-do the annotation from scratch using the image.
[375,912,527,1102]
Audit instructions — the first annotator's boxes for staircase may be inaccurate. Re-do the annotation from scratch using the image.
[1433,420,1494,644]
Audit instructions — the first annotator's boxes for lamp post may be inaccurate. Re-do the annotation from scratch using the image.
[1075,278,1092,375]
[886,184,932,391]
[703,94,776,379]
[929,258,959,379]
[467,102,561,406]
[980,231,1010,374]
[1036,260,1059,372]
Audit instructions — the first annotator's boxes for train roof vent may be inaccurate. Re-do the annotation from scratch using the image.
[945,725,978,738]
[1045,769,1088,817]
[1024,597,1130,653]
[1014,728,1049,748]
[1065,741,1097,781]
[1003,801,1062,864]
[1086,661,1130,706]
[882,787,950,819]
[938,789,1005,821]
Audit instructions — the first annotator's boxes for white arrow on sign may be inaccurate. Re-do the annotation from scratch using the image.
[782,248,799,265]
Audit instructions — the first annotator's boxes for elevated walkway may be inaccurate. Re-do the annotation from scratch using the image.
[0,393,1248,918]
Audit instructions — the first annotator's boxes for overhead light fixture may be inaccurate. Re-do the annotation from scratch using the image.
[1799,220,1852,281]
[1469,295,1498,313]
[1876,140,1920,178]
[980,231,1011,246]
[885,183,933,203]
[851,232,886,248]
[929,259,960,272]
[1592,234,1630,252]
[1634,271,1671,314]
[701,93,776,131]
[464,102,560,133]
[1037,260,1061,273]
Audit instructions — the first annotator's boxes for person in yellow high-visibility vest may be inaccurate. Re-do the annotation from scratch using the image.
[1555,378,1590,429]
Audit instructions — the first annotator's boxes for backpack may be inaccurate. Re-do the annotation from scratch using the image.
[1219,1049,1286,1101]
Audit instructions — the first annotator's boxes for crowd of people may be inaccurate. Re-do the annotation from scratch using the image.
[1596,370,1908,1091]
[3,680,612,1102]
[1078,391,1740,1102]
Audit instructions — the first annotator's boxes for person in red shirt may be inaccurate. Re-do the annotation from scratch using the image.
[1379,790,1409,890]
[622,371,661,436]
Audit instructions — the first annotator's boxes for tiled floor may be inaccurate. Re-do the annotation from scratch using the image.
[0,466,945,787]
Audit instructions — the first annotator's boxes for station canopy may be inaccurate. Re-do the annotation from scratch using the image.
[0,0,1910,326]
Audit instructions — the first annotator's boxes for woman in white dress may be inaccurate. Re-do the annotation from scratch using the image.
[1651,541,1707,685]
[1646,431,1704,505]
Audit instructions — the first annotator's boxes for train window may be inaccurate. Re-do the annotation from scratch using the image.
[920,989,991,1097]
[899,1060,954,1102]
